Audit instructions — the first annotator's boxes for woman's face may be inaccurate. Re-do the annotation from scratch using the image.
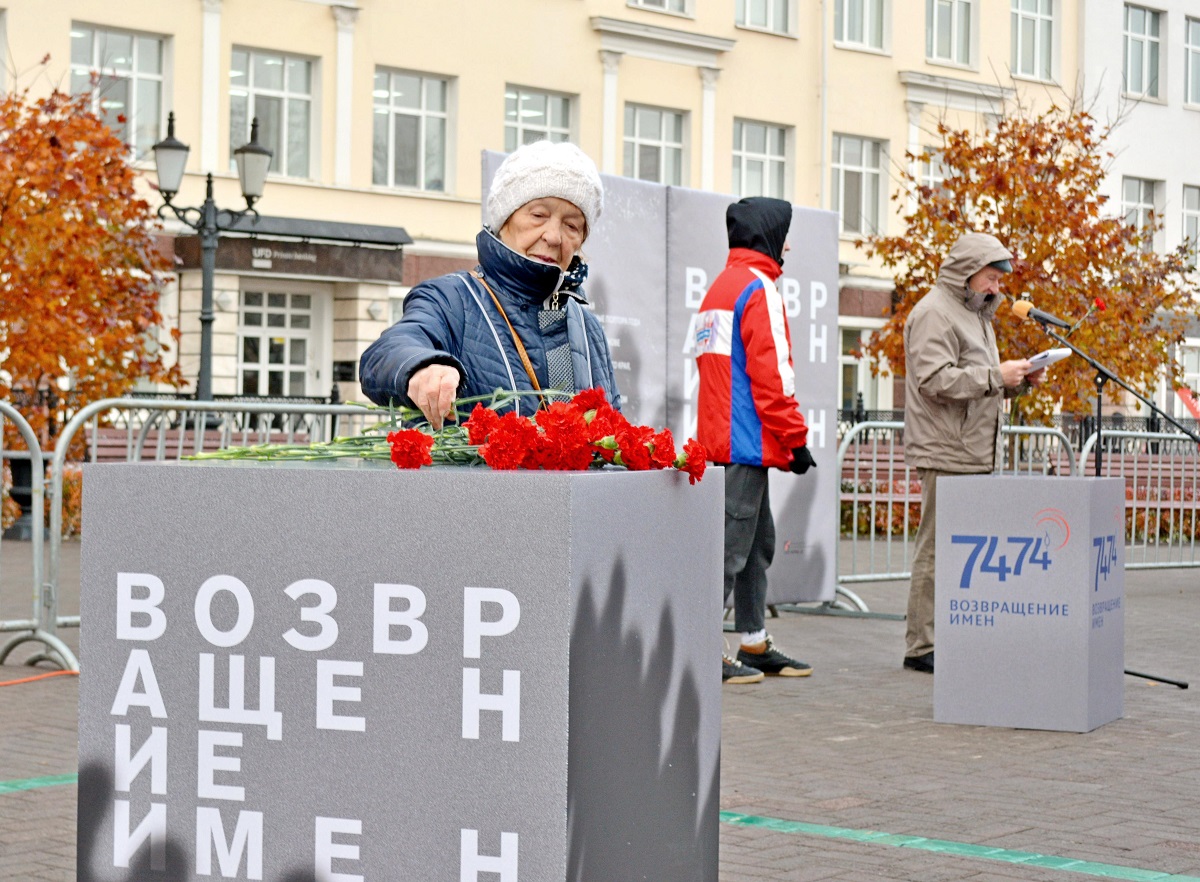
[498,197,587,271]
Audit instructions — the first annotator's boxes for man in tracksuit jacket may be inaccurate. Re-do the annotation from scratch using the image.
[695,196,816,685]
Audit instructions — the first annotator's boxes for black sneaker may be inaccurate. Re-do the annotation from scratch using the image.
[722,653,765,684]
[737,635,812,677]
[903,651,934,674]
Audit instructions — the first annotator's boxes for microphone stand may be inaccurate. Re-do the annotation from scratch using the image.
[1031,322,1192,689]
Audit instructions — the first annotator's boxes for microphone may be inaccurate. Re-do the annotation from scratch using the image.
[1010,299,1072,329]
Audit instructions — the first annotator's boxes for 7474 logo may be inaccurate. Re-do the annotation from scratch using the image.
[1092,535,1119,591]
[949,507,1071,590]
[949,534,1052,589]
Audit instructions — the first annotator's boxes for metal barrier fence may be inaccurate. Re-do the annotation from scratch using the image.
[0,402,79,671]
[837,420,1200,588]
[1079,429,1200,569]
[836,421,1078,587]
[4,397,1198,664]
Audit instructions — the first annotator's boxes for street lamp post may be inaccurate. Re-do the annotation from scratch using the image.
[151,112,273,400]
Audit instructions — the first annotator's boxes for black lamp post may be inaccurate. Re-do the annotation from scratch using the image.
[152,112,273,400]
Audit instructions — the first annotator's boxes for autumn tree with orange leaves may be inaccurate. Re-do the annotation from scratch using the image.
[861,105,1197,422]
[0,85,182,441]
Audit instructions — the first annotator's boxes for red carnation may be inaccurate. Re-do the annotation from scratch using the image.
[464,403,500,445]
[571,387,610,415]
[534,402,595,470]
[387,429,434,469]
[479,412,539,470]
[586,404,630,444]
[1093,297,1107,311]
[675,439,708,485]
[648,428,677,470]
[614,425,654,471]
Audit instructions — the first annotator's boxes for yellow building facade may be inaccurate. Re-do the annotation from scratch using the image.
[1,0,1081,406]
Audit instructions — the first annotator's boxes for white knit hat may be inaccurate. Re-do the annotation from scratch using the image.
[487,140,604,234]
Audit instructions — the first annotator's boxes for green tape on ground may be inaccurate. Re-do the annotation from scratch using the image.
[0,773,78,794]
[720,811,1200,882]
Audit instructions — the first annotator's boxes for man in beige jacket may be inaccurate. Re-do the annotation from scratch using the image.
[902,232,1043,673]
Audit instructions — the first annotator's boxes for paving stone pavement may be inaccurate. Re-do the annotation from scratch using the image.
[2,538,1198,880]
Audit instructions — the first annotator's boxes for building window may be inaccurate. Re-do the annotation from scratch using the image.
[70,24,164,158]
[926,0,972,66]
[372,69,449,191]
[737,0,791,34]
[835,0,885,50]
[1123,5,1161,98]
[1123,176,1158,252]
[1185,19,1200,105]
[840,328,880,411]
[918,149,948,193]
[1184,185,1200,269]
[623,104,685,185]
[231,49,312,179]
[628,0,687,13]
[832,134,884,236]
[239,291,313,397]
[504,87,571,152]
[733,120,787,199]
[1011,0,1054,81]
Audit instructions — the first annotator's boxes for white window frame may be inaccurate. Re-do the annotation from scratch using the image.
[831,134,885,237]
[504,86,572,152]
[926,0,974,67]
[70,23,166,160]
[918,148,948,193]
[1183,185,1200,269]
[733,120,789,199]
[736,0,795,36]
[627,0,689,15]
[1010,0,1056,82]
[1123,176,1160,252]
[230,47,314,180]
[835,0,888,52]
[372,68,451,192]
[623,103,686,186]
[1185,18,1200,106]
[1123,4,1162,99]
[837,318,891,412]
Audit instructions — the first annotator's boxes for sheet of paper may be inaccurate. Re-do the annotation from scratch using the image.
[1026,347,1072,372]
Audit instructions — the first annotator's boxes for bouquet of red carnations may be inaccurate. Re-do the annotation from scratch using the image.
[386,387,706,483]
[191,388,707,485]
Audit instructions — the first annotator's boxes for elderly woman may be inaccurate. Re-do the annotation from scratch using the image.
[359,140,621,427]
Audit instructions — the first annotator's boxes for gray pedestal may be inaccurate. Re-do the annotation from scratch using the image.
[933,476,1124,733]
[78,462,723,881]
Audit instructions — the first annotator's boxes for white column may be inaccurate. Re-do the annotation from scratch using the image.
[332,6,359,186]
[699,67,720,192]
[200,0,222,171]
[904,100,923,215]
[599,50,622,175]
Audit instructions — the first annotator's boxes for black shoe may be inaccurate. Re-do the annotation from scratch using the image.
[903,651,934,673]
[722,654,765,684]
[737,635,812,677]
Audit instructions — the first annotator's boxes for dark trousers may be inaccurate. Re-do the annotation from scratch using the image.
[723,464,774,634]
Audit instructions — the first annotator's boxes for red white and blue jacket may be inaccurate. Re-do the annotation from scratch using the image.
[695,247,809,468]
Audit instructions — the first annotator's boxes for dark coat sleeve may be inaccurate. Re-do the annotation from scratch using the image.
[358,278,467,407]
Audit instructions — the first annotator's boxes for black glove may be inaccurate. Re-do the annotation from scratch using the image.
[789,446,817,475]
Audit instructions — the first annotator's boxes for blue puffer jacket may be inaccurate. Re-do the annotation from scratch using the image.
[360,229,622,416]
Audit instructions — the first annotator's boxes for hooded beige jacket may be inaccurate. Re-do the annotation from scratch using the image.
[903,232,1018,473]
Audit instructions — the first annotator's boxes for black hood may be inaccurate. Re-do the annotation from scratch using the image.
[726,196,793,266]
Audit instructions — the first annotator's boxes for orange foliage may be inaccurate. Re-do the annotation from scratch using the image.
[0,84,183,443]
[860,104,1197,421]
